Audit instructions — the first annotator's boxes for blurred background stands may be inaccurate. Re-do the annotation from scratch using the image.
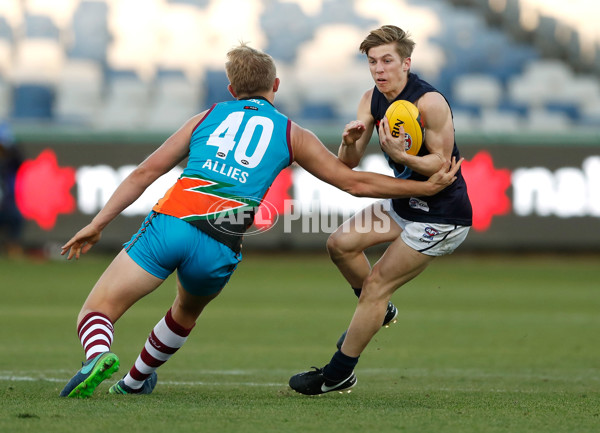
[0,0,597,133]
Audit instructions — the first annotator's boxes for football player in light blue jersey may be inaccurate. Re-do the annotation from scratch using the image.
[58,43,462,398]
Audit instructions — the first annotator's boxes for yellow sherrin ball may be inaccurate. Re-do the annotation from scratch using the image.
[384,100,423,156]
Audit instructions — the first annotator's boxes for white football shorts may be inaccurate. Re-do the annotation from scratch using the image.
[384,199,470,256]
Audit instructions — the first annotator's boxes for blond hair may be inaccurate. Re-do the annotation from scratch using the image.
[359,25,415,59]
[225,43,277,97]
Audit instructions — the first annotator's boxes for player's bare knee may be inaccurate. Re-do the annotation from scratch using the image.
[363,265,382,286]
[173,290,218,325]
[362,271,393,302]
[326,232,342,258]
[77,306,117,326]
[327,230,357,260]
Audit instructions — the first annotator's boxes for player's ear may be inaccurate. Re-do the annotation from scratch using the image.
[273,77,280,93]
[403,57,411,72]
[227,84,238,98]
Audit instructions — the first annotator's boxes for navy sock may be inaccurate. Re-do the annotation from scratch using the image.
[352,287,362,298]
[323,350,359,381]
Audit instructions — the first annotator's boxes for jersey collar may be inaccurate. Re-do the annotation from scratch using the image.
[240,96,274,107]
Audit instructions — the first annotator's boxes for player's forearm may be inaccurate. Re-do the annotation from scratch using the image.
[90,187,144,230]
[90,169,155,230]
[337,143,362,168]
[347,172,436,198]
[397,153,444,177]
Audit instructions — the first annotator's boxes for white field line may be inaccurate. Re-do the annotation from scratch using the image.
[2,374,595,394]
[0,374,283,387]
[1,368,598,390]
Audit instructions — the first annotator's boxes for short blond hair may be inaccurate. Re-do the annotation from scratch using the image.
[359,25,415,59]
[225,43,277,96]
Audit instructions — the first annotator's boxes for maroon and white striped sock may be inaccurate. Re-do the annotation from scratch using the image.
[78,312,114,361]
[123,308,194,390]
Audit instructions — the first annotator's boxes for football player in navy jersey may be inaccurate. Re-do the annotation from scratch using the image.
[58,42,461,398]
[290,25,472,395]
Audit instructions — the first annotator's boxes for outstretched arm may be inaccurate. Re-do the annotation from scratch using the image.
[61,113,205,259]
[291,122,460,199]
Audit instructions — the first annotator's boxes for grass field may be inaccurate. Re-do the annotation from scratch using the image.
[0,251,599,433]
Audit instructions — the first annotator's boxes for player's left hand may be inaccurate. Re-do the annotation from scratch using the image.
[61,224,103,260]
[425,156,463,195]
[379,117,407,163]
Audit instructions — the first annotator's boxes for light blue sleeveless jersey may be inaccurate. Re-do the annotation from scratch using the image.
[187,97,292,200]
[153,97,292,252]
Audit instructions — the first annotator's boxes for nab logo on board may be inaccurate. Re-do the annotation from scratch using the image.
[15,149,76,230]
[13,148,600,233]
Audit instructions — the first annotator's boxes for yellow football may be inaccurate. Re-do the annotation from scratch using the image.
[385,100,423,156]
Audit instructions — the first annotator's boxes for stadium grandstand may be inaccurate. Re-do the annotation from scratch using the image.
[0,0,598,133]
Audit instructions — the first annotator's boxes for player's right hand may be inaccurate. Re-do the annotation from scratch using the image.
[342,120,366,145]
[61,224,103,260]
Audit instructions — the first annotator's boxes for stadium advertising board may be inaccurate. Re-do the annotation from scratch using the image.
[12,132,600,252]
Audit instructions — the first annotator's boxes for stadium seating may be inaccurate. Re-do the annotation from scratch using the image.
[479,108,522,132]
[67,1,110,63]
[453,74,503,109]
[204,69,233,107]
[94,70,149,129]
[24,13,60,40]
[0,79,11,119]
[12,84,55,120]
[0,15,13,42]
[55,59,103,125]
[0,0,597,132]
[146,69,202,130]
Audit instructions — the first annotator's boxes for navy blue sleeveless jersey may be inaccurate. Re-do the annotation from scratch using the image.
[371,73,472,226]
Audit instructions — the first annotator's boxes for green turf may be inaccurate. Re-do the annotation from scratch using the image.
[1,252,599,433]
